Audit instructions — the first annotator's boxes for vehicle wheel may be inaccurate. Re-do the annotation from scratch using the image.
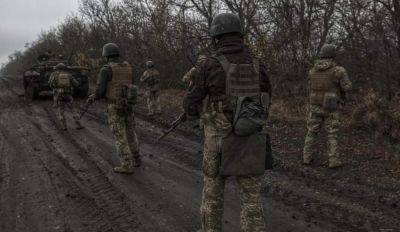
[25,83,39,101]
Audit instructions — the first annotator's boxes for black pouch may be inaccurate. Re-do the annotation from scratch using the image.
[323,92,339,111]
[220,132,266,177]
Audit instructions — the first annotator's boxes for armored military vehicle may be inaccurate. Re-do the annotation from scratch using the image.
[23,54,89,100]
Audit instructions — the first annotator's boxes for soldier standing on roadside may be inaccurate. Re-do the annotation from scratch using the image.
[87,43,141,174]
[140,60,161,116]
[183,13,271,232]
[49,63,83,131]
[303,44,352,168]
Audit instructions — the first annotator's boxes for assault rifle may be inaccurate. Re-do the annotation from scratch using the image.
[157,113,186,142]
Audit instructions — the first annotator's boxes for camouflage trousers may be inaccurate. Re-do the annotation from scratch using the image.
[303,105,341,165]
[146,90,161,115]
[55,94,82,129]
[201,120,266,232]
[107,104,140,167]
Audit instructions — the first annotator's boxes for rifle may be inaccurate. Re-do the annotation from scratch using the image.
[157,113,186,141]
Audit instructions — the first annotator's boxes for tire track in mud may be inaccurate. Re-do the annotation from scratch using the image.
[53,109,204,231]
[1,77,399,232]
[0,79,141,232]
[70,105,339,232]
[28,105,146,232]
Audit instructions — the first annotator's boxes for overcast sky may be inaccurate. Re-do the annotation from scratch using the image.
[0,0,80,65]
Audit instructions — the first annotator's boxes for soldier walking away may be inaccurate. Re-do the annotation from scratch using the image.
[183,13,271,232]
[140,60,161,116]
[303,44,352,168]
[87,43,141,174]
[49,63,84,131]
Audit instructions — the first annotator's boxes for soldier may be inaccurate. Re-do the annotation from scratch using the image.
[140,60,161,115]
[48,63,83,130]
[182,55,207,86]
[303,44,352,168]
[183,13,271,232]
[87,43,141,174]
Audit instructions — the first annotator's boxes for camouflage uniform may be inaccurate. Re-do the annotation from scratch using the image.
[140,68,161,115]
[184,29,271,231]
[91,53,140,173]
[107,104,139,169]
[182,55,207,85]
[201,116,266,232]
[303,59,352,168]
[48,67,83,130]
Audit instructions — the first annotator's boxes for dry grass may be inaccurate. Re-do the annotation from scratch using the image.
[160,90,309,122]
[348,89,400,142]
[269,99,308,122]
[159,89,185,112]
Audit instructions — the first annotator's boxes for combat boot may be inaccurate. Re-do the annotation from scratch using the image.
[113,162,135,174]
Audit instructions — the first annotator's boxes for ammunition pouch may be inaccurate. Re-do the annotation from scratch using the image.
[323,92,339,111]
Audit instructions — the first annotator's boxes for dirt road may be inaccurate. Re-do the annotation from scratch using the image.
[0,77,398,232]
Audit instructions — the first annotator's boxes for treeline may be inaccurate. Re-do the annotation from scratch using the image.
[2,0,400,99]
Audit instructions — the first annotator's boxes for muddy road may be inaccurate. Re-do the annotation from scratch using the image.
[0,77,398,232]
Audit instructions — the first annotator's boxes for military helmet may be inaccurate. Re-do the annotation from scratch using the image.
[209,13,244,38]
[319,44,336,59]
[146,60,154,68]
[102,43,120,57]
[54,63,67,70]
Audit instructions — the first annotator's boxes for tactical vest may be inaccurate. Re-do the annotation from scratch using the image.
[216,55,261,104]
[106,62,133,100]
[309,67,339,105]
[56,71,72,89]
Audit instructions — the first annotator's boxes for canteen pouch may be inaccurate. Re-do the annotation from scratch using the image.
[220,132,266,177]
[323,92,339,111]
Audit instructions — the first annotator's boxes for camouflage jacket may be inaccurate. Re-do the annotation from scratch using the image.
[93,57,134,100]
[48,71,79,94]
[308,59,352,103]
[140,68,160,89]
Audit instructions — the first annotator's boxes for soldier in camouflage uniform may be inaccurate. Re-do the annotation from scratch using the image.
[183,13,271,232]
[303,44,352,168]
[49,63,83,130]
[182,55,207,86]
[140,60,161,115]
[87,43,141,174]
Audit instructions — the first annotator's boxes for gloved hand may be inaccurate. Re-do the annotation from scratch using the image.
[87,94,96,104]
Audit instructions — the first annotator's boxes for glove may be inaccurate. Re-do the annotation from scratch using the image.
[87,94,96,104]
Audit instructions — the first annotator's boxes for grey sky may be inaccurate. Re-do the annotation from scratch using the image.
[0,0,80,65]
